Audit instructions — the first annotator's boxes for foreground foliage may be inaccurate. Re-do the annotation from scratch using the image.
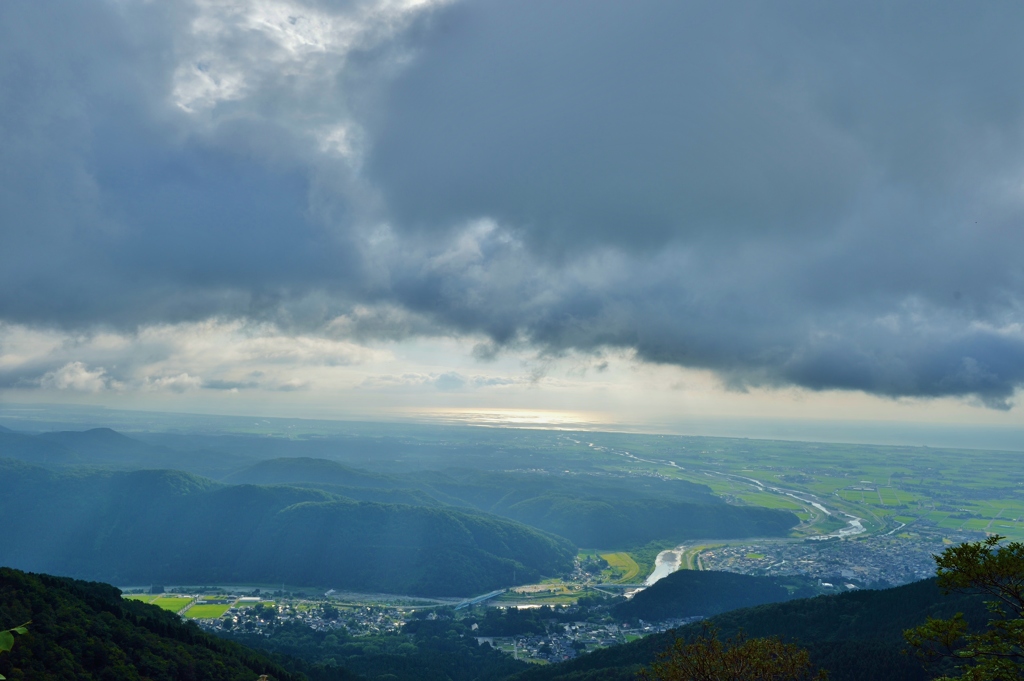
[905,536,1024,680]
[639,625,826,681]
[0,567,301,681]
[0,622,28,680]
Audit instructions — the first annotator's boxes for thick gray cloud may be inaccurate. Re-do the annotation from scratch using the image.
[0,0,359,326]
[3,0,1024,407]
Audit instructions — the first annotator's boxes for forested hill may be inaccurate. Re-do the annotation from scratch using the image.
[225,458,800,547]
[613,570,810,621]
[512,578,991,681]
[0,459,575,596]
[222,456,402,489]
[0,567,307,681]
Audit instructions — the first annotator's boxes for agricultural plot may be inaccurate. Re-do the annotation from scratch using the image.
[150,597,194,612]
[498,584,578,606]
[733,491,804,511]
[122,594,158,603]
[878,488,901,505]
[599,553,640,583]
[185,603,232,619]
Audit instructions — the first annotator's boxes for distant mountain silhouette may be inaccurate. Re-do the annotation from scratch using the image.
[37,427,161,463]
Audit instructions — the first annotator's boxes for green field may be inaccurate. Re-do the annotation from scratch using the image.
[150,597,194,612]
[186,603,232,619]
[122,594,158,603]
[599,552,640,583]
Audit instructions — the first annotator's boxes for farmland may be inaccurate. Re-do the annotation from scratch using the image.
[150,596,194,612]
[599,553,640,583]
[186,603,233,619]
[555,433,1024,543]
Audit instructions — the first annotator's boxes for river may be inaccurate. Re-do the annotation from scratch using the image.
[645,546,685,586]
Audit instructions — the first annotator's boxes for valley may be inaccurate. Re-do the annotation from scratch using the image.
[3,410,1022,679]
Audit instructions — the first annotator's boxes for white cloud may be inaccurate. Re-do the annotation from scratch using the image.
[144,372,204,393]
[40,362,116,393]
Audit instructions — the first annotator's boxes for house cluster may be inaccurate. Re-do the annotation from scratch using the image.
[701,530,975,587]
[477,617,702,663]
[203,600,406,637]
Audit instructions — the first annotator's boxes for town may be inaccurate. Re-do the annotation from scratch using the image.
[122,583,702,665]
[699,528,981,588]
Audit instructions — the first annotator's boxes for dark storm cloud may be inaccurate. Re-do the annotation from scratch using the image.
[362,0,1024,405]
[366,2,1024,253]
[0,1,355,327]
[4,0,1024,406]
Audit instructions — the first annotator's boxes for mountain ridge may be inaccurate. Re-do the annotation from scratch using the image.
[0,459,575,596]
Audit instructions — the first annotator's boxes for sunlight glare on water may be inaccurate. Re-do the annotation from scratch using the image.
[400,408,610,430]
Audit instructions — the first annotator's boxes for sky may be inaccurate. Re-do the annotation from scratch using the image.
[3,0,1024,439]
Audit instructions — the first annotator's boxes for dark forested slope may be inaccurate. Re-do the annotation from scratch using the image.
[613,570,805,620]
[513,578,990,681]
[0,567,304,681]
[0,460,574,596]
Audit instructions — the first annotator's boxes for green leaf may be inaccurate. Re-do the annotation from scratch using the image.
[11,627,27,635]
[0,630,13,653]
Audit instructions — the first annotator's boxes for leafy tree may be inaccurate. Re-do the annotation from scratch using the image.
[0,622,28,681]
[639,624,826,681]
[905,535,1024,680]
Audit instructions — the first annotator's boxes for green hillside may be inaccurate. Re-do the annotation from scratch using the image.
[412,468,799,546]
[222,457,401,489]
[493,493,798,547]
[226,459,800,547]
[2,429,800,550]
[0,460,575,596]
[0,567,305,681]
